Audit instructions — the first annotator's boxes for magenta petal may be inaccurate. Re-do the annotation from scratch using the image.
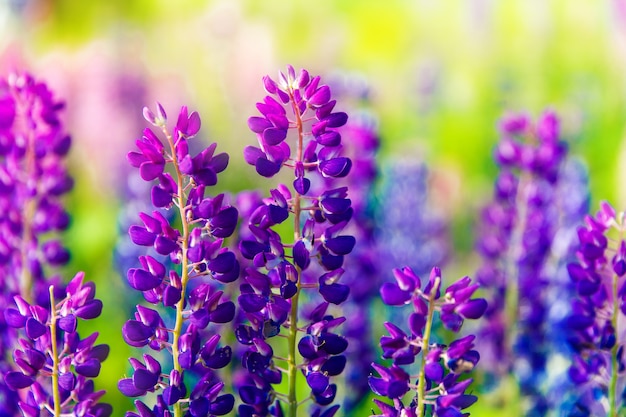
[316,131,341,146]
[380,282,410,306]
[118,378,145,397]
[140,161,164,181]
[58,314,77,332]
[306,372,329,394]
[255,158,281,177]
[59,372,76,391]
[123,320,154,343]
[319,158,352,178]
[456,298,488,319]
[248,116,273,133]
[4,371,34,389]
[151,185,172,208]
[325,235,355,255]
[323,112,348,128]
[308,85,331,107]
[409,312,426,336]
[293,240,310,270]
[75,299,103,319]
[319,282,349,305]
[154,236,179,255]
[5,308,26,327]
[263,128,288,145]
[128,269,162,291]
[129,226,155,246]
[209,301,235,323]
[133,368,159,391]
[25,317,46,339]
[75,358,101,377]
[243,146,264,166]
[187,111,201,136]
[208,252,237,273]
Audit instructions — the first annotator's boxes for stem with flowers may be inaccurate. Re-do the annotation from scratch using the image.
[415,274,439,417]
[238,65,354,416]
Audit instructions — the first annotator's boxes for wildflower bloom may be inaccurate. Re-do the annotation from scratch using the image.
[237,66,353,416]
[0,73,73,300]
[0,73,109,415]
[375,160,449,278]
[4,273,111,416]
[475,110,577,414]
[370,266,486,416]
[121,104,239,416]
[565,202,626,416]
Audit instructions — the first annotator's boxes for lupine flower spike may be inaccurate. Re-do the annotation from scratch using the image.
[0,73,110,416]
[475,110,577,414]
[237,65,353,416]
[370,266,487,416]
[565,202,626,416]
[121,104,240,416]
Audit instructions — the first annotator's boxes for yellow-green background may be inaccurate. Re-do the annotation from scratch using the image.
[1,0,624,415]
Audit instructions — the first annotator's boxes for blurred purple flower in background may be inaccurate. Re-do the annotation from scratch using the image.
[564,201,626,416]
[475,109,589,415]
[0,73,110,416]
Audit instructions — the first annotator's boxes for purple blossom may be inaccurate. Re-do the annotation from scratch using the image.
[120,103,239,416]
[0,72,111,416]
[370,266,485,416]
[374,161,449,279]
[0,73,73,300]
[237,65,354,416]
[564,201,626,415]
[4,273,111,416]
[475,109,580,414]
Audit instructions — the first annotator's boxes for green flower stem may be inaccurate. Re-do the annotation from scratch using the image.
[416,276,440,417]
[49,285,61,417]
[163,125,190,417]
[287,87,304,417]
[503,174,530,356]
[20,98,36,303]
[610,216,625,417]
[610,270,619,417]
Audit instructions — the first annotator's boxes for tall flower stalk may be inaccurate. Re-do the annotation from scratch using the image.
[475,110,581,415]
[0,72,110,416]
[237,65,354,416]
[120,104,239,416]
[566,202,626,416]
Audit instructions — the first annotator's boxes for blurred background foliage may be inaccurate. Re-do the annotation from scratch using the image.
[1,0,626,414]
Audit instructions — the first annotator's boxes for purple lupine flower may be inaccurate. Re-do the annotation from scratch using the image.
[4,272,111,416]
[120,104,239,416]
[375,160,449,279]
[0,72,90,415]
[237,65,354,416]
[475,109,581,415]
[564,201,626,416]
[0,73,73,300]
[370,266,486,416]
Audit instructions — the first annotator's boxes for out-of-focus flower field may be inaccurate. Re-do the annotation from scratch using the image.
[2,0,626,415]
